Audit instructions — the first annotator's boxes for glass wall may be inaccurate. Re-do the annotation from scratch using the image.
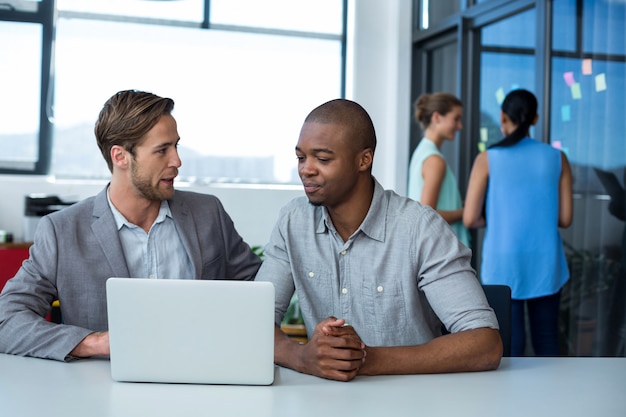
[413,0,626,357]
[478,9,536,149]
[551,0,626,357]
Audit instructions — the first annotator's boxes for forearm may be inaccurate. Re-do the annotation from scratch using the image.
[69,332,110,358]
[273,326,307,372]
[437,208,464,224]
[358,328,502,375]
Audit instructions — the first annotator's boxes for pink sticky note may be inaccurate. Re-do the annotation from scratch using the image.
[552,141,562,150]
[582,59,592,75]
[563,72,575,87]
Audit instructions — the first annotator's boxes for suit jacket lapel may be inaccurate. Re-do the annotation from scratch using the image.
[91,187,130,278]
[169,193,203,279]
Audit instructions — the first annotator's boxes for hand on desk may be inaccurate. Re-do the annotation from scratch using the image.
[276,317,366,382]
[69,331,110,358]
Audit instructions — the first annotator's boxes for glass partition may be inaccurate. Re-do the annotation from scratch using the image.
[478,8,536,150]
[551,0,626,357]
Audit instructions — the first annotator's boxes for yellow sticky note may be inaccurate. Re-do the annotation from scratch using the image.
[478,142,486,152]
[480,127,488,142]
[582,59,592,75]
[571,83,582,99]
[595,73,607,91]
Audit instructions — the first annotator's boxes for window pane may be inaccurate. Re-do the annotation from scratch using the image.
[210,0,343,34]
[57,0,204,22]
[52,18,342,182]
[552,25,626,356]
[550,57,626,184]
[429,41,459,174]
[552,0,577,52]
[583,0,626,55]
[0,21,41,170]
[479,52,535,148]
[481,8,535,49]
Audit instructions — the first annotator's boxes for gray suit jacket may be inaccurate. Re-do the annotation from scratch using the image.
[0,187,261,361]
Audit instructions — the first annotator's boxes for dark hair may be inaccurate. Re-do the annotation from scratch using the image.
[490,89,537,149]
[304,98,377,153]
[413,92,463,130]
[94,90,175,172]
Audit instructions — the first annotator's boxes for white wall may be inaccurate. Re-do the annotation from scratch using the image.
[0,0,412,247]
[348,0,412,193]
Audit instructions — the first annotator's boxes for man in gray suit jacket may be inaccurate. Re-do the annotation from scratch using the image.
[0,90,261,361]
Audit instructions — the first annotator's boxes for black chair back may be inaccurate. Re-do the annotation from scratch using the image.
[482,284,512,357]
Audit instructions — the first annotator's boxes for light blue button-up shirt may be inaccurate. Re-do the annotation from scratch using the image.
[256,179,498,347]
[107,192,194,280]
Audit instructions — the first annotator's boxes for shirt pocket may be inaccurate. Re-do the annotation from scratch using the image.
[295,264,336,324]
[361,279,408,332]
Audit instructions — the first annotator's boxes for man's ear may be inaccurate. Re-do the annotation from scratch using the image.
[111,145,129,169]
[359,148,374,172]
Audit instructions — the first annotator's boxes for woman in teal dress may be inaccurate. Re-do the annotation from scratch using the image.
[408,92,471,248]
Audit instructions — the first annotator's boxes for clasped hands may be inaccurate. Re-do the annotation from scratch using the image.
[299,316,367,381]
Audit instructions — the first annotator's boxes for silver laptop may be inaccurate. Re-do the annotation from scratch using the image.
[106,278,275,385]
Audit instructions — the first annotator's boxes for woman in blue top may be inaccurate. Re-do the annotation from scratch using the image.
[463,89,573,356]
[408,93,471,248]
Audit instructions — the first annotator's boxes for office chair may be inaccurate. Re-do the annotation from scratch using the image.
[482,284,512,357]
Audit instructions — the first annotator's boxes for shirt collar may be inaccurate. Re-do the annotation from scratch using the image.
[106,187,172,231]
[316,177,387,242]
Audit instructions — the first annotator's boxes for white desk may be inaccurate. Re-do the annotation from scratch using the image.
[0,354,624,417]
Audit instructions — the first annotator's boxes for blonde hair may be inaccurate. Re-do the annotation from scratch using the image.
[414,92,463,130]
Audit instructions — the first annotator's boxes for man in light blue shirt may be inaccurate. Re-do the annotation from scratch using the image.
[256,99,502,381]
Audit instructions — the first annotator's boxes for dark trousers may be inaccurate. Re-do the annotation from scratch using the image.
[511,291,561,356]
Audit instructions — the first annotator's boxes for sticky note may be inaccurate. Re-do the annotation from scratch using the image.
[563,72,576,87]
[480,127,488,142]
[561,105,571,122]
[552,141,562,150]
[495,88,505,105]
[571,83,582,99]
[582,59,592,75]
[478,142,486,152]
[595,73,607,91]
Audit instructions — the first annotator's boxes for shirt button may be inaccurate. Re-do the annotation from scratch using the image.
[341,288,348,295]
[341,250,347,255]
[308,271,315,278]
[377,286,384,293]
